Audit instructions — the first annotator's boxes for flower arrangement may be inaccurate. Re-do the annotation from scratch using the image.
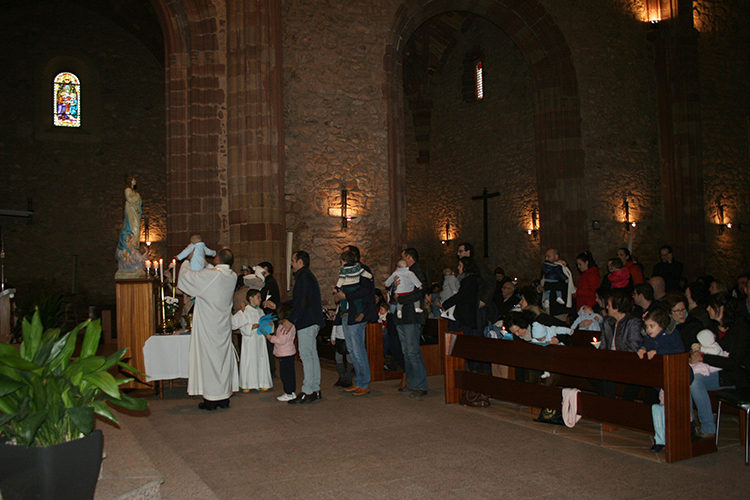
[164,296,179,317]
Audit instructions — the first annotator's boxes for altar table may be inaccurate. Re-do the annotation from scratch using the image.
[143,334,191,397]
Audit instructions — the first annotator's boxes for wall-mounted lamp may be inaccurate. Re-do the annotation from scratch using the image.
[623,195,636,232]
[327,189,358,230]
[646,0,662,24]
[592,220,601,230]
[441,222,451,245]
[527,207,539,239]
[716,199,732,234]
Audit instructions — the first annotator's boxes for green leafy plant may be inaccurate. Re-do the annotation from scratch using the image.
[0,310,148,447]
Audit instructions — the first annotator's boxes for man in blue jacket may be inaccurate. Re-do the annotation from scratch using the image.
[279,250,325,404]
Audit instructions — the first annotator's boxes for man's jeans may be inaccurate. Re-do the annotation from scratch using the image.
[343,322,370,389]
[396,323,428,391]
[297,325,321,394]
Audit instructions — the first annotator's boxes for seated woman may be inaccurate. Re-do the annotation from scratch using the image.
[661,291,703,351]
[591,290,644,400]
[689,291,750,437]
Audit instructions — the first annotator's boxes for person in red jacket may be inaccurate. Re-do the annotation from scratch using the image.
[617,247,644,284]
[574,251,600,309]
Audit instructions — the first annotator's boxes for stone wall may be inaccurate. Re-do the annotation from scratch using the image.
[402,1,662,284]
[695,0,750,282]
[281,0,398,303]
[406,15,538,284]
[280,0,750,295]
[0,2,165,307]
[541,0,662,276]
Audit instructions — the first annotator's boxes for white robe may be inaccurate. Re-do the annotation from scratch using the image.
[231,306,273,390]
[178,261,239,400]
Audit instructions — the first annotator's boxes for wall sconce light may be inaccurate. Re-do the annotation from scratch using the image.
[527,207,539,239]
[646,0,662,23]
[623,195,636,232]
[144,217,151,246]
[716,200,732,234]
[441,222,451,245]
[592,220,601,230]
[327,189,358,230]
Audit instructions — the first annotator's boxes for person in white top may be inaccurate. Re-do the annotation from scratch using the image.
[231,288,273,392]
[178,248,239,411]
[385,259,423,318]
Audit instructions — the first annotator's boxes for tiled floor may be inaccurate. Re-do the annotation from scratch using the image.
[102,364,750,500]
[482,398,744,463]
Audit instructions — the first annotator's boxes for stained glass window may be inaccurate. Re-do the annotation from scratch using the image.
[475,61,484,100]
[53,72,81,127]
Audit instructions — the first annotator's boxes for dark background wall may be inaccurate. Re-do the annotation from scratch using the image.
[0,0,165,310]
[2,0,749,314]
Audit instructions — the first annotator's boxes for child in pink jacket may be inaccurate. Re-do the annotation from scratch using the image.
[266,304,297,402]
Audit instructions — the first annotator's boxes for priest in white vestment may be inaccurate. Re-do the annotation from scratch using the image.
[178,248,239,410]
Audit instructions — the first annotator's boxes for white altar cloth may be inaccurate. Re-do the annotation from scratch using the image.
[143,334,191,381]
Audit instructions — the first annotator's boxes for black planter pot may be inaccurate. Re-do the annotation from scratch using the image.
[0,429,103,500]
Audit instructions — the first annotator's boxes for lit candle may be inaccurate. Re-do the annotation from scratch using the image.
[171,259,177,283]
[145,259,151,271]
[159,259,164,282]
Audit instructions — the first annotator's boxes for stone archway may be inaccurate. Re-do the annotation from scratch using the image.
[386,0,587,262]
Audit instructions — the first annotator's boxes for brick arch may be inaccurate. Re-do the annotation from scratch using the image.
[386,0,587,262]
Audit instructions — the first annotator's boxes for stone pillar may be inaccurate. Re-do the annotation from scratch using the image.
[226,0,286,285]
[648,0,706,276]
[164,8,227,260]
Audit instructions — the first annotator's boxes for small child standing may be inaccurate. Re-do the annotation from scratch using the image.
[331,302,354,388]
[384,259,423,318]
[176,234,216,271]
[637,308,685,453]
[266,304,297,402]
[231,289,273,392]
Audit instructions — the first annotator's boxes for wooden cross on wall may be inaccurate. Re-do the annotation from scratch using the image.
[471,187,500,258]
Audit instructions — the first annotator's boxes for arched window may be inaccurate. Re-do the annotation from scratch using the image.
[53,72,81,127]
[475,61,484,100]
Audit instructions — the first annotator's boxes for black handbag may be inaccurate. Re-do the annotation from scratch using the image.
[459,390,490,408]
[535,407,565,425]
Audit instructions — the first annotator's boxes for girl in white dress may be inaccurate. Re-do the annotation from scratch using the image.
[231,289,273,392]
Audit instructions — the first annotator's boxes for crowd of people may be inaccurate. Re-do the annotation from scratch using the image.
[176,238,433,411]
[174,234,750,455]
[428,243,749,452]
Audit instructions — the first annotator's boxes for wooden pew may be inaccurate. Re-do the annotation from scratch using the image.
[444,332,716,463]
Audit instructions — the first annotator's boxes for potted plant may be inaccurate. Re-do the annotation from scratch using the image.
[0,310,148,500]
